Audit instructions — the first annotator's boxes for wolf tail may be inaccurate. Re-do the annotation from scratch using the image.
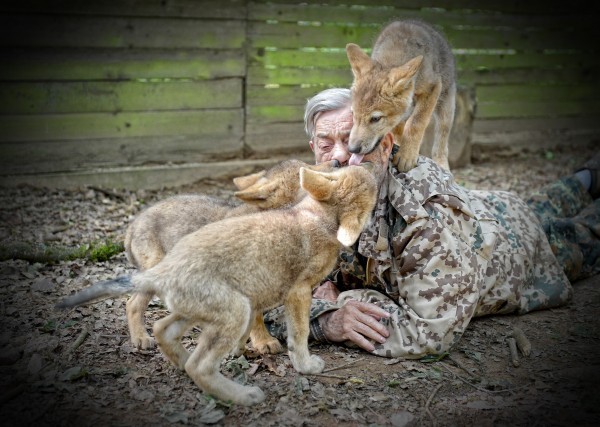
[55,275,133,310]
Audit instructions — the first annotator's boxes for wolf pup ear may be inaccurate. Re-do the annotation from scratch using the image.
[386,55,423,94]
[234,179,276,204]
[233,170,266,191]
[346,43,373,79]
[300,167,335,201]
[337,214,364,247]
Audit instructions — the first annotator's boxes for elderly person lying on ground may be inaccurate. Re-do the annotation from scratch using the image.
[264,88,600,358]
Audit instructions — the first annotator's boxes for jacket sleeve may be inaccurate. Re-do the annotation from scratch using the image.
[373,210,482,358]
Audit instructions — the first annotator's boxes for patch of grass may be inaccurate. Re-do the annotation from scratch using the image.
[77,240,125,262]
[0,239,124,264]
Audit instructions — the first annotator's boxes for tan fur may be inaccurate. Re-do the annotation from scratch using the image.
[346,19,456,171]
[124,159,337,352]
[131,165,377,405]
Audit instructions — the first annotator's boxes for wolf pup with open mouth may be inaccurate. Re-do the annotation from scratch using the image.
[346,19,455,172]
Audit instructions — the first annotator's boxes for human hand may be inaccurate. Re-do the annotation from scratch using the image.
[312,281,340,302]
[319,300,390,352]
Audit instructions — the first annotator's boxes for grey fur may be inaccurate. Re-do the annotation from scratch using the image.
[55,275,133,310]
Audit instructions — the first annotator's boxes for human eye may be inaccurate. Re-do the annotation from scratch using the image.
[318,139,333,152]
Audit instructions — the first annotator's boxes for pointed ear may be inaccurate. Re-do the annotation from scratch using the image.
[300,167,335,201]
[234,180,277,204]
[337,214,364,247]
[232,170,266,191]
[346,43,373,79]
[385,55,423,94]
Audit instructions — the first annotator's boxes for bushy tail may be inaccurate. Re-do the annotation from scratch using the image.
[55,275,133,310]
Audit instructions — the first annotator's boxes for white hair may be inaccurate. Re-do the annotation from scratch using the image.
[304,88,352,139]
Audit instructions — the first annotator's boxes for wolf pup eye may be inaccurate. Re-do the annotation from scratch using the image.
[370,115,382,123]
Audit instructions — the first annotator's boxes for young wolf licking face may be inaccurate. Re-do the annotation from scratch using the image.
[125,159,339,353]
[346,19,456,172]
[56,165,378,406]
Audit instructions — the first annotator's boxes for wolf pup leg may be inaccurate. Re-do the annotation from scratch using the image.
[153,313,196,370]
[284,285,325,374]
[172,296,265,405]
[249,312,284,354]
[126,292,156,349]
[392,76,442,172]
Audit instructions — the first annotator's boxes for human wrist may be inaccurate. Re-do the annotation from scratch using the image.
[309,315,330,343]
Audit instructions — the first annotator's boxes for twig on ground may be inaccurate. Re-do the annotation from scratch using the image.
[507,337,520,367]
[447,355,475,377]
[305,372,347,379]
[440,362,531,394]
[512,327,531,357]
[323,357,366,373]
[68,328,89,354]
[366,404,388,425]
[425,383,443,427]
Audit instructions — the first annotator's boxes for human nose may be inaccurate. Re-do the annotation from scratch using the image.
[330,141,351,166]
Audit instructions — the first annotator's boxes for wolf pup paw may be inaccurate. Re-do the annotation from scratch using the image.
[254,337,284,354]
[238,386,266,406]
[296,354,325,374]
[132,336,156,350]
[395,154,418,173]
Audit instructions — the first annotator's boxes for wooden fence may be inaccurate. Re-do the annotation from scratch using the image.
[1,0,598,189]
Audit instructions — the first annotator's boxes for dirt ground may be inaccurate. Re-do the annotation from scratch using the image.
[1,145,599,427]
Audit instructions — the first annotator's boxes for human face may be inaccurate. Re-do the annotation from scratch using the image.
[309,106,353,165]
[309,106,393,184]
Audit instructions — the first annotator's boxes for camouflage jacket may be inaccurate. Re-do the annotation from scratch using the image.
[320,156,572,356]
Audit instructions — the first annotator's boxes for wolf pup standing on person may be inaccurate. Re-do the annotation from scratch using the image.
[346,19,455,171]
[125,159,339,353]
[57,165,377,406]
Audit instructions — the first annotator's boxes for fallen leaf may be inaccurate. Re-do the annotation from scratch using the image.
[390,411,415,427]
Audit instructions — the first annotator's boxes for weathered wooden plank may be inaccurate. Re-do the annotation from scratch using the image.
[0,14,245,49]
[245,121,308,153]
[1,0,247,19]
[0,79,242,114]
[476,100,600,119]
[248,22,592,51]
[0,156,316,191]
[246,105,306,124]
[457,68,600,85]
[0,48,245,81]
[250,49,600,71]
[248,64,600,87]
[247,65,352,86]
[454,54,600,71]
[0,109,243,142]
[477,84,599,103]
[246,85,327,106]
[248,2,594,30]
[0,134,244,175]
[473,117,600,134]
[249,0,594,15]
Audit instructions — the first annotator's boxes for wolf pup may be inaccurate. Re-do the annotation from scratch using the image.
[57,165,378,406]
[346,19,455,172]
[125,159,339,353]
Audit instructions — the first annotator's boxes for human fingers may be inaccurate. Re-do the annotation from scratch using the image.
[312,281,340,302]
[344,300,390,322]
[321,303,389,352]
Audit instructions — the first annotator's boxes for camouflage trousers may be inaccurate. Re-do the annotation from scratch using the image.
[526,176,600,281]
[264,176,600,350]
